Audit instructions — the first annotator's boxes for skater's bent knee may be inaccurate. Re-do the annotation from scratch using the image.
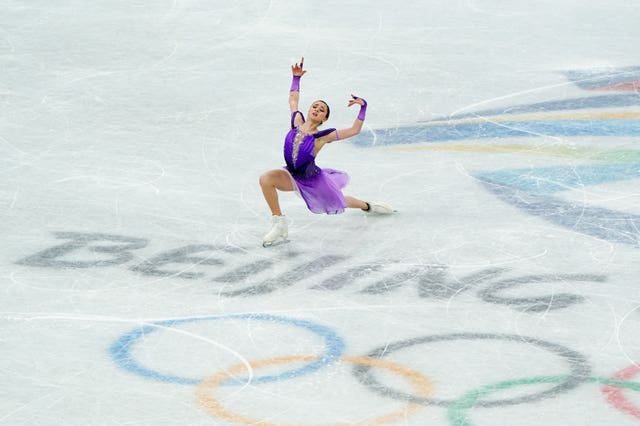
[260,170,293,191]
[259,172,274,187]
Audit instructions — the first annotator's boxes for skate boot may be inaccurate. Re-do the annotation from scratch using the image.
[364,201,395,215]
[262,215,288,247]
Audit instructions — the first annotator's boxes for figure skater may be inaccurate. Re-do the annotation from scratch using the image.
[259,57,393,246]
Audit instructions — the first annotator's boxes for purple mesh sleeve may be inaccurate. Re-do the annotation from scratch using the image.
[356,96,367,121]
[290,75,301,92]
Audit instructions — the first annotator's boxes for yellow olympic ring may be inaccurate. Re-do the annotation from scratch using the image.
[196,355,433,425]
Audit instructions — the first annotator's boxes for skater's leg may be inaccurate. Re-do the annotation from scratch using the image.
[259,170,294,246]
[259,169,294,215]
[345,195,369,211]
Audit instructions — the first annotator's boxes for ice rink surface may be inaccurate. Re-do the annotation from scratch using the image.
[2,1,640,424]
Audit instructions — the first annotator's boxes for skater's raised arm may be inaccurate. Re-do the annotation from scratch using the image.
[318,95,367,143]
[289,57,306,114]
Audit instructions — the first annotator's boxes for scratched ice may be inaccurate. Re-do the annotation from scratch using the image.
[2,1,640,425]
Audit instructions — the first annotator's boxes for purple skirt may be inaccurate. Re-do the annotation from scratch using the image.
[284,167,349,214]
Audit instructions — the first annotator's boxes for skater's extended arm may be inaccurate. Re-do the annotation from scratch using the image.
[289,57,306,115]
[318,95,367,143]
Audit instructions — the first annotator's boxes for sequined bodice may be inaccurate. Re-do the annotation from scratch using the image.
[284,127,319,178]
[291,128,309,165]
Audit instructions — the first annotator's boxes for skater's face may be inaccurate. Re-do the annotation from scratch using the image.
[309,101,330,123]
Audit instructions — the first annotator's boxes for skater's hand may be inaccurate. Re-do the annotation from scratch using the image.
[349,95,367,121]
[333,95,368,139]
[348,94,366,107]
[291,57,306,77]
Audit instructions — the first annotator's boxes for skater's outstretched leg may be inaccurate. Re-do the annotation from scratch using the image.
[345,195,369,210]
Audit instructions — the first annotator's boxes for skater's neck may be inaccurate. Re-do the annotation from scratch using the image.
[299,120,321,134]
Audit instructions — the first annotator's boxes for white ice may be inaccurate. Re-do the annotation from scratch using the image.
[2,1,640,425]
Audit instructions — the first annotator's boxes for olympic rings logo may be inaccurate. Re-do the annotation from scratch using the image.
[109,314,640,425]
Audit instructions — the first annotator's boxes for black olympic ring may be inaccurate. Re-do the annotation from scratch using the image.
[353,332,590,407]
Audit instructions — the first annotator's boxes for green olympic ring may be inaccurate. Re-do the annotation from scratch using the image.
[447,375,640,426]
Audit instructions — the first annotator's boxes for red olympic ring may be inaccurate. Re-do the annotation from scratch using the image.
[602,363,640,419]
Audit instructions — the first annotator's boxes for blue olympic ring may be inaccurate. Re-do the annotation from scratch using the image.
[109,313,345,385]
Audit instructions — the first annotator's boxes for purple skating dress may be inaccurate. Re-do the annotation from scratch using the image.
[283,111,349,214]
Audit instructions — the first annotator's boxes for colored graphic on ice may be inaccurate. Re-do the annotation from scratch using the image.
[355,66,640,247]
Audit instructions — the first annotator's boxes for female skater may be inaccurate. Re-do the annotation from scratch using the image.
[259,57,393,246]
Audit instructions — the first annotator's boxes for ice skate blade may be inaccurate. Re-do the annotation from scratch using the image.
[366,208,397,215]
[262,238,290,248]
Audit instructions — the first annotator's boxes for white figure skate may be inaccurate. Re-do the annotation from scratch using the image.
[262,215,289,247]
[365,201,395,215]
